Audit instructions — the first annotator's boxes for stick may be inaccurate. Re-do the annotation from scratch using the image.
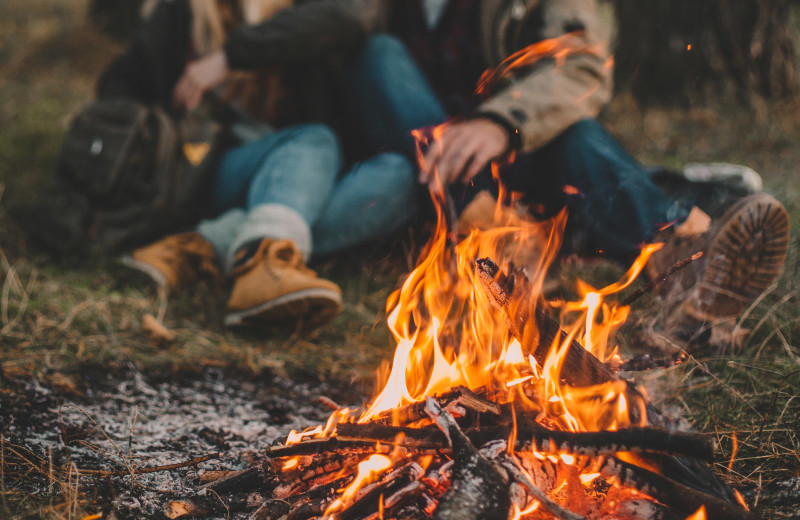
[501,459,586,520]
[599,457,758,520]
[620,253,703,307]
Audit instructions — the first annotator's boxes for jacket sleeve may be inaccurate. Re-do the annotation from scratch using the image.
[474,0,612,154]
[96,0,191,109]
[223,0,368,69]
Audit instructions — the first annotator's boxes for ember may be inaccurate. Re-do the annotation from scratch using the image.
[192,162,753,519]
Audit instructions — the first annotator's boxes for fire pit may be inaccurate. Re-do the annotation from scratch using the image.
[185,188,753,520]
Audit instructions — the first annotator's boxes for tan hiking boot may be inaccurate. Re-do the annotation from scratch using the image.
[648,193,790,350]
[120,232,220,291]
[224,239,343,327]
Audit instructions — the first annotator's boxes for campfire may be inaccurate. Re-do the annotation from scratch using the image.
[176,40,756,520]
[184,162,754,520]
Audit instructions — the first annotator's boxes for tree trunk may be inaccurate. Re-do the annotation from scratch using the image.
[612,0,798,106]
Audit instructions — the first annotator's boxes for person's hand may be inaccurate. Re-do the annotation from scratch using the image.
[173,50,230,112]
[418,118,510,186]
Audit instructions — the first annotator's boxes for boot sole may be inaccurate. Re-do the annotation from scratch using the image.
[224,288,343,327]
[688,193,789,321]
[118,255,169,289]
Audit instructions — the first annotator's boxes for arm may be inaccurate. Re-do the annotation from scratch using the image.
[223,0,369,69]
[421,0,611,186]
[96,0,191,109]
[174,0,370,111]
[475,0,612,154]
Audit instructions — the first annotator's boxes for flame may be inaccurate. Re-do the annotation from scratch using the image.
[476,32,607,96]
[685,505,707,520]
[282,456,300,471]
[324,454,392,515]
[579,473,600,485]
[510,501,540,520]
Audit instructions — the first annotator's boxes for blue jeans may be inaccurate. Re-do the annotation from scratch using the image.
[199,34,449,262]
[350,34,690,265]
[199,123,417,263]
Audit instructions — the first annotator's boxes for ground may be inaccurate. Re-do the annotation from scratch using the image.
[0,1,798,519]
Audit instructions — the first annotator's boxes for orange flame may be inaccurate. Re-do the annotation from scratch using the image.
[324,454,392,515]
[685,505,706,520]
[476,32,607,96]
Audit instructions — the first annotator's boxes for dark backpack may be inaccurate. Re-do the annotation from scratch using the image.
[23,98,227,257]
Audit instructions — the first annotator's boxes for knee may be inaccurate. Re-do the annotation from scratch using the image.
[563,118,604,141]
[373,152,415,192]
[288,123,339,149]
[362,34,409,62]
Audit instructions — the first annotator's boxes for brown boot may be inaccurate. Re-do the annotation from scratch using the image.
[224,239,342,327]
[120,232,220,291]
[648,193,790,350]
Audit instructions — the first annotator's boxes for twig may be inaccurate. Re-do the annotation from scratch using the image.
[319,396,343,411]
[501,459,585,520]
[78,452,221,477]
[620,252,702,308]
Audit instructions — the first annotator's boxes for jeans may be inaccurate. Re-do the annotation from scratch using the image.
[198,124,417,265]
[198,34,450,262]
[349,34,690,266]
[488,120,690,264]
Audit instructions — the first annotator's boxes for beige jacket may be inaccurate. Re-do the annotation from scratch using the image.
[357,0,612,153]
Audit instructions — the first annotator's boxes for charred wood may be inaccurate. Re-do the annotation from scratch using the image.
[600,456,758,520]
[371,385,500,426]
[264,438,390,458]
[425,398,511,520]
[335,420,714,461]
[476,257,742,505]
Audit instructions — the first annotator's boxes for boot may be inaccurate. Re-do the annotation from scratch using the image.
[225,238,342,327]
[120,232,220,292]
[648,193,790,351]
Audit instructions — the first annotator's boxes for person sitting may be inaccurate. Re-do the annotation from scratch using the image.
[342,0,790,350]
[104,0,419,328]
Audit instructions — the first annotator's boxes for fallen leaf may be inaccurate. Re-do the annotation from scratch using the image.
[142,314,175,346]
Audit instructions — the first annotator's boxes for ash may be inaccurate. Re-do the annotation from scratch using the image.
[1,368,344,518]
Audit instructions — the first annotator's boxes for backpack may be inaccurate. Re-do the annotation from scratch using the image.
[22,98,229,258]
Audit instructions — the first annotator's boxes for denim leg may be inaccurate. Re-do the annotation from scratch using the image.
[346,34,447,158]
[209,123,342,223]
[499,119,689,264]
[312,152,417,257]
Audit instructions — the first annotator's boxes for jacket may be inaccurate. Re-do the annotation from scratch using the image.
[97,0,366,134]
[359,0,612,154]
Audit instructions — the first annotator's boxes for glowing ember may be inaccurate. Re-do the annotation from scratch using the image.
[324,454,392,515]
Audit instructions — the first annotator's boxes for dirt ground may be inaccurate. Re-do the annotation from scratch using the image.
[1,1,799,519]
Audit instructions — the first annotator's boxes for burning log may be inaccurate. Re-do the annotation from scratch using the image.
[476,256,745,507]
[424,397,511,520]
[372,385,500,425]
[598,456,758,520]
[334,421,714,461]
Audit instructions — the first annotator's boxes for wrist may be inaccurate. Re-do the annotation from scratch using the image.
[469,112,521,159]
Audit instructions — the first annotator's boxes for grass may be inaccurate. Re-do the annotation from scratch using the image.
[1,1,799,518]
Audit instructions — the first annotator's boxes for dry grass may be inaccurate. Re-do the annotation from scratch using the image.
[1,1,799,518]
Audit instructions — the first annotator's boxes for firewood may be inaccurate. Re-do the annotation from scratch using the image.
[372,385,500,425]
[201,466,262,493]
[499,457,586,520]
[333,461,426,520]
[475,257,744,506]
[336,421,714,461]
[599,456,758,520]
[424,398,511,520]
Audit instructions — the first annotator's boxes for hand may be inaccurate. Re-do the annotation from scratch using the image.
[418,119,510,186]
[173,50,230,112]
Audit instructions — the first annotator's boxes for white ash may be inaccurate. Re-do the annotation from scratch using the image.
[4,369,345,518]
